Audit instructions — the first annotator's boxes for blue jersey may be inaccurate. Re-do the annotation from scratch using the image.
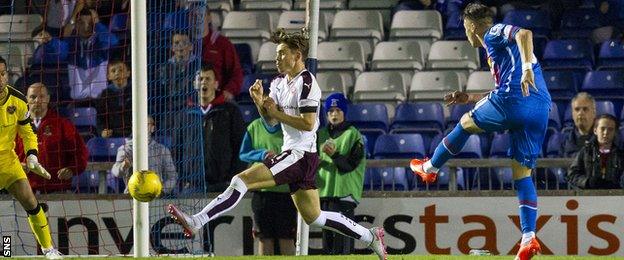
[483,23,550,100]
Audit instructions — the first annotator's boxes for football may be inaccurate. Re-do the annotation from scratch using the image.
[128,170,162,202]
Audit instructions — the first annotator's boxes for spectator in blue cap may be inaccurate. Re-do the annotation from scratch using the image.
[316,92,366,255]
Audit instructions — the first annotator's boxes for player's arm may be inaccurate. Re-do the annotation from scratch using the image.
[266,101,316,131]
[444,91,488,106]
[15,105,37,158]
[515,28,538,96]
[250,79,279,126]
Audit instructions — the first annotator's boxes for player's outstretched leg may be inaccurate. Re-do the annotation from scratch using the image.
[512,161,541,260]
[7,179,62,259]
[411,114,474,183]
[293,189,387,260]
[168,164,275,238]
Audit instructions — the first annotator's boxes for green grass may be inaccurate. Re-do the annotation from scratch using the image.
[47,256,624,260]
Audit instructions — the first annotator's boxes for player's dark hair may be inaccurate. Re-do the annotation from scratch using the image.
[462,3,494,24]
[0,55,5,67]
[270,28,309,59]
[594,114,620,129]
[199,62,215,73]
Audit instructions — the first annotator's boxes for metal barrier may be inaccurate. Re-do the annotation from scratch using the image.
[88,158,575,194]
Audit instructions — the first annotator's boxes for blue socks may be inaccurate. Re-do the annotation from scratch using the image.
[515,177,537,234]
[430,124,471,169]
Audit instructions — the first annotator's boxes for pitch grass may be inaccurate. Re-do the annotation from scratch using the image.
[53,256,624,260]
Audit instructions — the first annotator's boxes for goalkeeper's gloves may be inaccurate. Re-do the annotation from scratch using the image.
[27,154,51,180]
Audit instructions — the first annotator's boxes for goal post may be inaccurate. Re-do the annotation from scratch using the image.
[130,0,149,257]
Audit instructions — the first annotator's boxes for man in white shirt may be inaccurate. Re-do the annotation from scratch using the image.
[167,29,387,259]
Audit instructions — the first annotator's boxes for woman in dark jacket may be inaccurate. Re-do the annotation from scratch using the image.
[567,114,624,189]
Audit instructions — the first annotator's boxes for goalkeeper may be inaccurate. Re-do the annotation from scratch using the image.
[0,57,61,259]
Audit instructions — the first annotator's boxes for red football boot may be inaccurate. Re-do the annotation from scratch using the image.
[409,158,437,184]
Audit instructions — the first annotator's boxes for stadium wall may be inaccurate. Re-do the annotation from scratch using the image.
[1,196,623,256]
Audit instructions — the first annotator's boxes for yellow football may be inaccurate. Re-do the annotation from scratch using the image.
[128,170,162,202]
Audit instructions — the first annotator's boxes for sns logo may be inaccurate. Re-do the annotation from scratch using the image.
[2,236,10,257]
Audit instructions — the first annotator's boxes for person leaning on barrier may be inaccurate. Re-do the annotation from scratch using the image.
[316,92,366,255]
[567,114,624,189]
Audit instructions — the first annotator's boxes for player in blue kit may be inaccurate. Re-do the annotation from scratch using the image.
[410,3,551,260]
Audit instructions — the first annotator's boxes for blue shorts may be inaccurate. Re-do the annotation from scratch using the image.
[470,92,550,168]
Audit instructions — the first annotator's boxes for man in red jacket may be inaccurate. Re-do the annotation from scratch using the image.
[201,9,243,101]
[15,83,89,193]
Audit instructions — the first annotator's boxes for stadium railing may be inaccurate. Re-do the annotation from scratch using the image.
[87,158,574,194]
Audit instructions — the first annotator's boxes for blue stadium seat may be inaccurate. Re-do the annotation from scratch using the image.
[390,102,445,136]
[542,70,579,100]
[62,107,97,134]
[364,167,410,191]
[86,137,125,162]
[109,13,129,33]
[373,133,425,159]
[490,133,510,157]
[538,133,567,189]
[164,10,191,30]
[71,171,99,193]
[597,40,624,70]
[457,135,482,158]
[558,8,601,39]
[581,70,624,98]
[235,43,254,75]
[446,104,473,129]
[502,10,551,38]
[548,103,561,130]
[347,103,389,154]
[542,40,593,71]
[239,73,274,104]
[564,100,616,126]
[238,104,260,124]
[443,12,466,40]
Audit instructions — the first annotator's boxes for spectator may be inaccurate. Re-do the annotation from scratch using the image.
[201,8,243,101]
[64,8,119,100]
[152,31,199,128]
[567,114,624,189]
[563,92,596,157]
[41,0,79,37]
[15,82,88,193]
[316,93,366,255]
[178,63,245,192]
[94,60,132,138]
[111,116,178,195]
[239,117,296,256]
[30,25,70,66]
[391,0,436,18]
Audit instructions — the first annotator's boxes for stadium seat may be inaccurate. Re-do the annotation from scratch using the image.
[558,8,600,39]
[444,12,466,40]
[72,171,99,193]
[293,0,346,10]
[278,11,328,40]
[364,167,409,191]
[564,100,616,126]
[347,103,389,153]
[489,133,511,190]
[256,42,278,73]
[548,103,562,131]
[541,40,593,71]
[234,43,254,75]
[597,40,624,70]
[86,137,125,162]
[238,104,260,125]
[330,10,384,57]
[347,0,396,29]
[389,10,443,44]
[581,70,624,98]
[457,135,482,158]
[542,70,579,100]
[502,10,551,39]
[353,71,406,102]
[0,14,42,41]
[239,0,291,30]
[466,71,495,93]
[207,0,233,13]
[0,44,24,81]
[373,133,426,159]
[61,107,97,134]
[371,41,425,71]
[446,104,474,128]
[539,133,567,189]
[221,11,272,61]
[390,102,445,136]
[317,41,366,87]
[409,70,464,101]
[427,41,479,71]
[316,71,350,100]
